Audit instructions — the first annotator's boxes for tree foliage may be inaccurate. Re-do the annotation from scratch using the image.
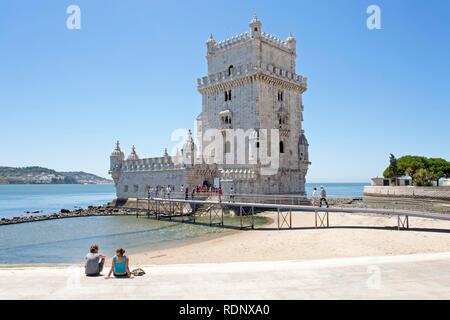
[383,155,450,186]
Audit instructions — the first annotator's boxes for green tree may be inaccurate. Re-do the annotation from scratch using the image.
[414,168,432,186]
[426,158,450,185]
[396,156,427,176]
[382,155,449,186]
[383,154,398,185]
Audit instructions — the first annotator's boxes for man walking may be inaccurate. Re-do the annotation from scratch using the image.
[319,186,329,208]
[311,187,318,206]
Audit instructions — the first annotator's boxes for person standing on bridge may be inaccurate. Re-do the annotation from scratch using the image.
[319,186,329,208]
[230,187,235,203]
[218,185,223,203]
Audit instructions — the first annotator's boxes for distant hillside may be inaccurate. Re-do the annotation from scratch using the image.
[0,166,112,184]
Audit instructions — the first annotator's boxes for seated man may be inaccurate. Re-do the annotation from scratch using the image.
[85,244,106,277]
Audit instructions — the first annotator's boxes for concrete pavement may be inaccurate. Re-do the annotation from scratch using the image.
[1,252,450,299]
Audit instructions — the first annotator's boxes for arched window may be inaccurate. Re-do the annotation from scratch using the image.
[224,90,232,101]
[277,91,284,101]
[228,65,234,76]
[279,141,284,154]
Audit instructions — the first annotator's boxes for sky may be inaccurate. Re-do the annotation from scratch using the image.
[0,0,449,182]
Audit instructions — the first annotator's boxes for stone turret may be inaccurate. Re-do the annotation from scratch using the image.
[109,141,124,185]
[250,15,262,37]
[298,130,310,174]
[206,34,216,55]
[127,145,139,161]
[287,32,296,51]
[181,129,196,166]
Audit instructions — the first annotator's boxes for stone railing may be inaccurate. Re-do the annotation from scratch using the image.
[220,168,256,180]
[211,32,292,53]
[215,32,252,50]
[122,157,189,172]
[197,63,307,89]
[197,63,257,87]
[260,32,291,51]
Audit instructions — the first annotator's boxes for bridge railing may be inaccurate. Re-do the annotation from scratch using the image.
[133,197,450,231]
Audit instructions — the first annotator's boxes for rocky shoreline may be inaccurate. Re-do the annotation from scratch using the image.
[0,206,137,226]
[0,197,364,226]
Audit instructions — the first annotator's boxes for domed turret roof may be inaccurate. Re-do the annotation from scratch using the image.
[182,129,195,151]
[287,32,295,41]
[111,141,124,156]
[207,33,215,43]
[250,15,260,24]
[127,145,139,161]
[299,132,309,146]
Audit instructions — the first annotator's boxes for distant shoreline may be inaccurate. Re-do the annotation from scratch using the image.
[0,166,113,185]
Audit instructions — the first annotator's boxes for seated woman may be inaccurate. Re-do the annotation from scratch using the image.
[105,248,132,278]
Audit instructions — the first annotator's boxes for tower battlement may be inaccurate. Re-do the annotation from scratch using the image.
[209,32,293,53]
[122,157,189,172]
[197,62,307,92]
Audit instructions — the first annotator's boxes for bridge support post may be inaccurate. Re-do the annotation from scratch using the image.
[290,209,292,229]
[315,210,329,228]
[277,208,291,229]
[252,206,255,230]
[277,208,280,229]
[240,206,243,229]
[136,199,139,219]
[397,215,409,230]
[156,200,159,220]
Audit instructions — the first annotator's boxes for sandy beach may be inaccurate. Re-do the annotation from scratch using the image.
[129,211,450,265]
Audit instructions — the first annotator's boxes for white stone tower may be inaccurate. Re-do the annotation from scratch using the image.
[109,141,124,186]
[196,16,310,195]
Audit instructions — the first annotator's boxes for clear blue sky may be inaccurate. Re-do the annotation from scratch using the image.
[0,0,449,182]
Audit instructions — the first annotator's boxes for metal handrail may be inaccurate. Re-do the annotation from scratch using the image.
[146,197,450,221]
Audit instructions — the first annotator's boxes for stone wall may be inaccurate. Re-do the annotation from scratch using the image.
[363,186,450,213]
[364,186,450,200]
[116,169,191,199]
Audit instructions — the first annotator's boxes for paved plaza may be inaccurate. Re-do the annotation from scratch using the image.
[1,252,450,299]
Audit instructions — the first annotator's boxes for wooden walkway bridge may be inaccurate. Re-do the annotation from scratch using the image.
[131,196,450,231]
